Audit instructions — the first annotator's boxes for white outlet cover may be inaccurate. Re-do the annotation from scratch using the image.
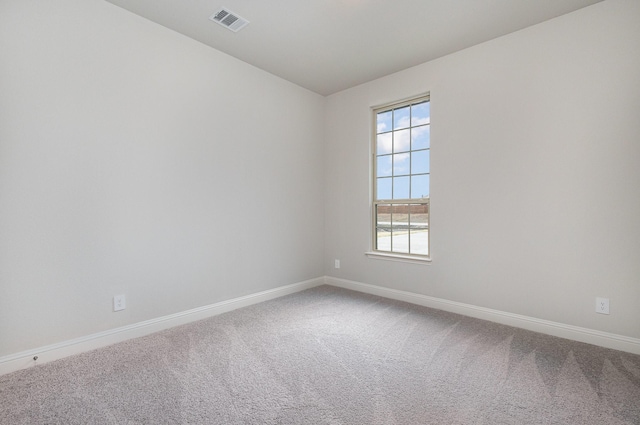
[114,294,126,312]
[335,259,340,269]
[595,297,609,315]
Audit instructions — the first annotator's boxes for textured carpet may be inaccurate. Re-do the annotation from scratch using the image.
[1,285,639,424]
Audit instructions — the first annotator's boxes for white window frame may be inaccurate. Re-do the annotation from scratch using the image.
[366,94,431,264]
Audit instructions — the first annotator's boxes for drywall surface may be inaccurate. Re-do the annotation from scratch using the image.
[0,0,325,357]
[324,0,640,339]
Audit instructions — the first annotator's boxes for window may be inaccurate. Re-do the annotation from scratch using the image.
[371,94,430,260]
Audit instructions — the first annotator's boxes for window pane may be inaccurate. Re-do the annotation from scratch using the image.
[392,230,409,253]
[411,125,430,150]
[376,231,391,252]
[410,230,429,255]
[393,153,409,176]
[411,150,430,174]
[412,102,430,126]
[393,176,410,199]
[376,177,392,200]
[391,204,409,224]
[393,106,410,130]
[394,129,410,153]
[377,111,392,134]
[408,203,429,229]
[377,132,392,155]
[377,155,392,177]
[376,204,391,227]
[411,174,429,199]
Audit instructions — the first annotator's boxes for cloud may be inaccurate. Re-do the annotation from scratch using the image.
[411,125,430,149]
[394,129,411,152]
[395,116,411,129]
[413,116,430,125]
[393,152,410,175]
[377,132,392,154]
[377,111,392,133]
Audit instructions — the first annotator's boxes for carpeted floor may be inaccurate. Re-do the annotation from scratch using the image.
[1,285,639,424]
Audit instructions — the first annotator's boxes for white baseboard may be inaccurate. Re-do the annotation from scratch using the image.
[325,276,640,355]
[0,277,324,376]
[4,275,637,377]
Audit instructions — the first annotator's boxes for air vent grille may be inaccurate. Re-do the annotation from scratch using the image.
[210,8,249,32]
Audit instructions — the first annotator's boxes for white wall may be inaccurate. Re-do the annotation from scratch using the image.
[0,0,325,357]
[325,0,640,339]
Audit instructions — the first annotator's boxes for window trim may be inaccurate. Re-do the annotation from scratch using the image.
[369,93,431,262]
[364,250,432,264]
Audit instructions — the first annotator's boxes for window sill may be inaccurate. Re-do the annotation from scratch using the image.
[365,251,431,265]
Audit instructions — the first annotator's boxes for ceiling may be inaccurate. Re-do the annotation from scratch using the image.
[104,0,603,96]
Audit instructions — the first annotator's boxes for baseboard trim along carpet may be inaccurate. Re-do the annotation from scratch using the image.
[0,277,325,376]
[3,275,638,376]
[325,276,640,356]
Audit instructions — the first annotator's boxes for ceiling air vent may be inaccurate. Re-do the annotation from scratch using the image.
[209,8,249,32]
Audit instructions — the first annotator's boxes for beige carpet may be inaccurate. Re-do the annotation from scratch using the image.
[1,285,639,424]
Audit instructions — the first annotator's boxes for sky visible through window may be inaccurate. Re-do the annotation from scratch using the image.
[376,101,430,201]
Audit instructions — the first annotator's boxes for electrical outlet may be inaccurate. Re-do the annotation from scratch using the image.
[113,294,126,312]
[334,259,340,269]
[595,297,609,315]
